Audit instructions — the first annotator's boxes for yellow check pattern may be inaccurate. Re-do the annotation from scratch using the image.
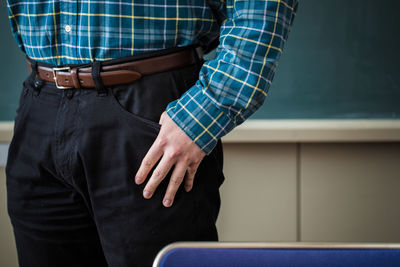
[166,0,299,154]
[7,0,298,154]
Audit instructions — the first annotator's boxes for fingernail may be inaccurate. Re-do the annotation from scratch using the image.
[185,185,191,192]
[163,199,171,207]
[143,190,151,198]
[135,176,141,183]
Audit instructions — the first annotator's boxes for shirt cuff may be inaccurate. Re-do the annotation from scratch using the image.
[165,83,235,155]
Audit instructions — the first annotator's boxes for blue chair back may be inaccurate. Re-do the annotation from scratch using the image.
[153,242,400,267]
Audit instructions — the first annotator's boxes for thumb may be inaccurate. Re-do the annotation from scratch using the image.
[159,111,167,125]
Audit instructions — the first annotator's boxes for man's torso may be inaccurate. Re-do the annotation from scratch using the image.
[7,0,228,65]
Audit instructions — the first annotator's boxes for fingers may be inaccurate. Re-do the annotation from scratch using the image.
[142,154,175,199]
[134,111,207,207]
[162,161,188,207]
[135,140,164,185]
[184,160,201,192]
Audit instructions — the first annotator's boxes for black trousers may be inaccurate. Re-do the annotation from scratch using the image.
[5,46,225,267]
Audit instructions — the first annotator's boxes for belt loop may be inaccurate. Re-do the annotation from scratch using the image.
[194,45,204,65]
[91,60,107,96]
[29,60,44,96]
[30,60,38,78]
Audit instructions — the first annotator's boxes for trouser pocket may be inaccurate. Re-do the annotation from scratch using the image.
[108,61,202,127]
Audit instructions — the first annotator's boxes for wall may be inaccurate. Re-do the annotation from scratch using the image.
[1,134,400,266]
[217,142,400,242]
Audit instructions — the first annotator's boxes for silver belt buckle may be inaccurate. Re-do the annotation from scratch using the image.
[52,67,74,89]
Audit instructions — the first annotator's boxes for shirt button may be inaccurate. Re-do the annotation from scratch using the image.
[65,25,72,33]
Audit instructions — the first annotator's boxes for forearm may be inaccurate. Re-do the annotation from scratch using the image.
[166,0,299,155]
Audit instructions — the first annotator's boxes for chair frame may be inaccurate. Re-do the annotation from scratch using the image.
[153,242,400,267]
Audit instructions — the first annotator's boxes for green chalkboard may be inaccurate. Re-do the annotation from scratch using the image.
[1,0,399,121]
[255,0,400,119]
[1,1,29,121]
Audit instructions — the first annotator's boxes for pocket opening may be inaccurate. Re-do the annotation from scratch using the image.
[108,87,162,131]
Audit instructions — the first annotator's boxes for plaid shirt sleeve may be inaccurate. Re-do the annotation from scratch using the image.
[166,0,299,155]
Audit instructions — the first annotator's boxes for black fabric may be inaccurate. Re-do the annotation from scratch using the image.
[204,37,220,54]
[28,60,43,96]
[6,51,224,267]
[29,60,38,77]
[91,60,107,96]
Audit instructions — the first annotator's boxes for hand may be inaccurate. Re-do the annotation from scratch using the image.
[134,111,206,207]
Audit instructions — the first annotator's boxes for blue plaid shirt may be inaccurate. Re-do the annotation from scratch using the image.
[7,0,298,155]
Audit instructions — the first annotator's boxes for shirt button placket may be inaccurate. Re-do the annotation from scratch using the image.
[65,25,72,33]
[60,0,77,64]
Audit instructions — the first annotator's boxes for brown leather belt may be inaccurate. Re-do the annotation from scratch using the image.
[27,46,203,89]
